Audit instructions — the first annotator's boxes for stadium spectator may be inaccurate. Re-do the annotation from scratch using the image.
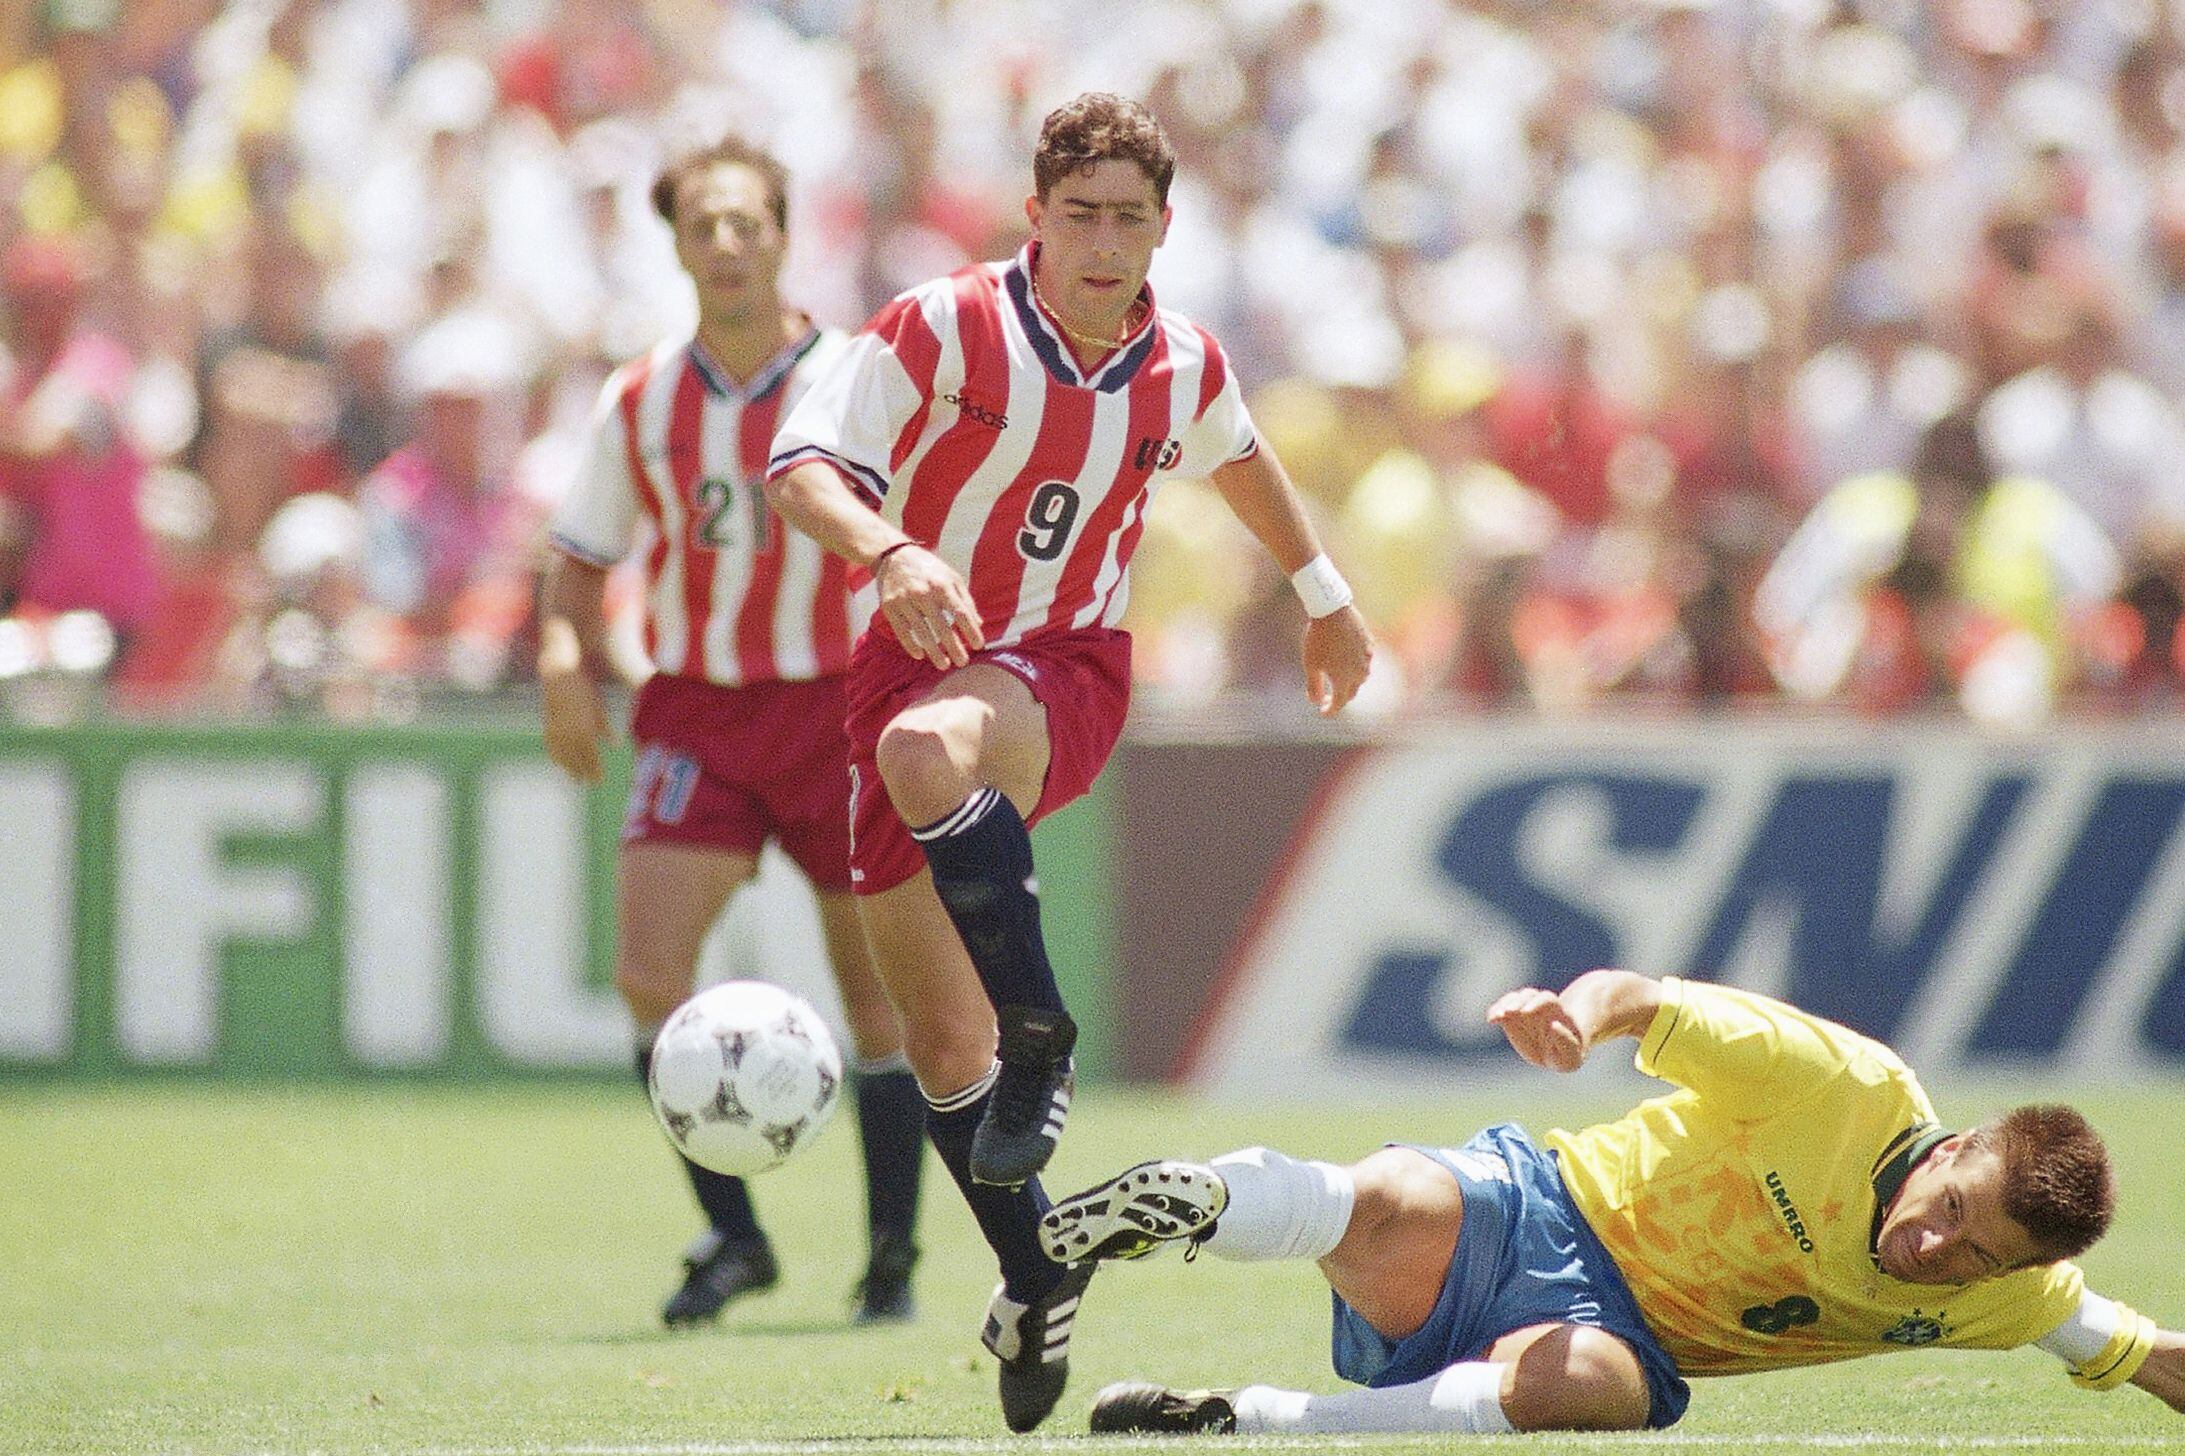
[0,235,161,648]
[1755,413,2121,724]
[1790,259,1973,503]
[194,216,340,555]
[355,309,538,684]
[763,93,1372,1431]
[1047,972,2185,1434]
[1977,302,2185,557]
[535,132,928,1331]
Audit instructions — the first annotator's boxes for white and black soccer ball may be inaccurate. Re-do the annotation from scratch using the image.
[647,980,844,1177]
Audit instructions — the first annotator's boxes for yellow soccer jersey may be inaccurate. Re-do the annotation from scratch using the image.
[1546,977,2083,1377]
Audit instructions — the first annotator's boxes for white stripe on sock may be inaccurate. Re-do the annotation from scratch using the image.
[910,786,1002,842]
[924,1061,999,1114]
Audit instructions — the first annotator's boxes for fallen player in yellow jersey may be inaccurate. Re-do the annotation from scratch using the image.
[1043,971,2185,1434]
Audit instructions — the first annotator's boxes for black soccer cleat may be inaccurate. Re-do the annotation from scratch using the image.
[981,1260,1094,1432]
[1090,1382,1239,1435]
[971,1006,1077,1188]
[661,1229,778,1326]
[1041,1160,1228,1264]
[850,1232,919,1325]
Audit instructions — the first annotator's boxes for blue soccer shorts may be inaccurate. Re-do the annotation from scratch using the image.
[1328,1121,1691,1428]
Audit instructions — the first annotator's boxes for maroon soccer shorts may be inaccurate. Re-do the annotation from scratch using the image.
[624,671,855,893]
[843,626,1133,896]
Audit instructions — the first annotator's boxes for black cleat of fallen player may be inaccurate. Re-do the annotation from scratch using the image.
[982,1260,1095,1432]
[1089,1382,1239,1435]
[971,1005,1076,1187]
[850,1232,920,1324]
[662,1229,778,1326]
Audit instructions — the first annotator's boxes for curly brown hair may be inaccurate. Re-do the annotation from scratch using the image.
[651,134,790,233]
[1968,1105,2115,1261]
[1032,93,1176,205]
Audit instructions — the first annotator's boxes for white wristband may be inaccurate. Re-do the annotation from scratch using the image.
[1291,553,1353,619]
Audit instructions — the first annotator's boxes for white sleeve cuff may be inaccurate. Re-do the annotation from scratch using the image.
[2035,1289,2122,1366]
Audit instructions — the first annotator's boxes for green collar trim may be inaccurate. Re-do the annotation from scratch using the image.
[1869,1121,1953,1263]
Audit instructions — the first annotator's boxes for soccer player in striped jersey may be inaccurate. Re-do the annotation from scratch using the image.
[538,135,925,1329]
[1049,973,2185,1435]
[764,93,1374,1430]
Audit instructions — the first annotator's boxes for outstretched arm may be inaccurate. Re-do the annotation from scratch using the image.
[1487,969,1664,1073]
[2130,1329,2185,1412]
[1206,447,1372,715]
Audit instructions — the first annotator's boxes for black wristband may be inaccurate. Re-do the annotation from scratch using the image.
[872,540,918,574]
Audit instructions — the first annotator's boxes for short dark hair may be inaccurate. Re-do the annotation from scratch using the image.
[651,134,790,232]
[1910,412,1988,493]
[1032,93,1176,205]
[1969,1105,2115,1262]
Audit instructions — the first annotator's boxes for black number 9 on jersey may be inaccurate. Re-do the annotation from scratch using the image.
[1017,481,1082,562]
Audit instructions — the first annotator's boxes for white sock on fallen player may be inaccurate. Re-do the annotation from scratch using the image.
[1199,1146,1356,1262]
[1231,1362,1514,1434]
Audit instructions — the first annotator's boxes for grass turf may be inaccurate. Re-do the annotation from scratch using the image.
[6,1081,2185,1455]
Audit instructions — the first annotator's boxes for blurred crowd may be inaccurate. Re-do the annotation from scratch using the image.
[5,0,2185,727]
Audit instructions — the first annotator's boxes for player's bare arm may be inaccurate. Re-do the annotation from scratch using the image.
[1487,969,1664,1072]
[537,552,614,784]
[1206,448,1373,714]
[764,460,982,671]
[2130,1330,2185,1412]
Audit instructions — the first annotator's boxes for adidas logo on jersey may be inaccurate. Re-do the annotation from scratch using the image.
[945,392,1009,430]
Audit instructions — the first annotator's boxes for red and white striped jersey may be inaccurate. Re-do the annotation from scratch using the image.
[551,328,865,685]
[766,243,1259,649]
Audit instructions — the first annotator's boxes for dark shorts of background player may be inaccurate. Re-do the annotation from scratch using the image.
[843,625,1132,896]
[624,671,855,893]
[1329,1122,1691,1429]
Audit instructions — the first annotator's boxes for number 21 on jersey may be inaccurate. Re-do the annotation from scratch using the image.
[697,475,776,553]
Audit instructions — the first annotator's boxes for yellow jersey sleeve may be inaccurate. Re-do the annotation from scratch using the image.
[1938,1259,2087,1352]
[1634,977,1911,1118]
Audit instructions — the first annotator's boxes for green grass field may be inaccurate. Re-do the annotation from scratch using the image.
[7,1081,2185,1455]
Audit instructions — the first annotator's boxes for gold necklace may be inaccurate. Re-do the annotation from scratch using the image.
[1030,269,1147,354]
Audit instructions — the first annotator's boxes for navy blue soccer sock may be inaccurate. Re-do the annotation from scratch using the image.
[852,1054,927,1246]
[636,1042,765,1246]
[911,787,1066,1019]
[926,1070,1060,1301]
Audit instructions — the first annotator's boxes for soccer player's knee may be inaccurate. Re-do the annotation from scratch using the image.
[874,718,967,805]
[897,1011,996,1090]
[1501,1328,1650,1432]
[1347,1146,1455,1230]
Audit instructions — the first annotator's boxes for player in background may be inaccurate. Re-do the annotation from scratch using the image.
[537,135,925,1328]
[763,93,1373,1430]
[1045,971,2185,1434]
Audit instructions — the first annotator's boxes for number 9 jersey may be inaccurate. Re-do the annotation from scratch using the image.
[766,243,1260,652]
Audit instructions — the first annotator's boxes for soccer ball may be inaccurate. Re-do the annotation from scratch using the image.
[648,980,843,1176]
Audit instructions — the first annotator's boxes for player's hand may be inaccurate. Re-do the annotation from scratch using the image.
[1302,605,1373,715]
[1487,987,1589,1073]
[876,542,983,670]
[539,662,609,784]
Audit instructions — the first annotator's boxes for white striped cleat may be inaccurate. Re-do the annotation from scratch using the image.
[1041,1160,1228,1263]
[982,1260,1094,1432]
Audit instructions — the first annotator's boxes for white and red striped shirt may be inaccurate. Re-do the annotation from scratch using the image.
[766,244,1259,649]
[551,329,864,685]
